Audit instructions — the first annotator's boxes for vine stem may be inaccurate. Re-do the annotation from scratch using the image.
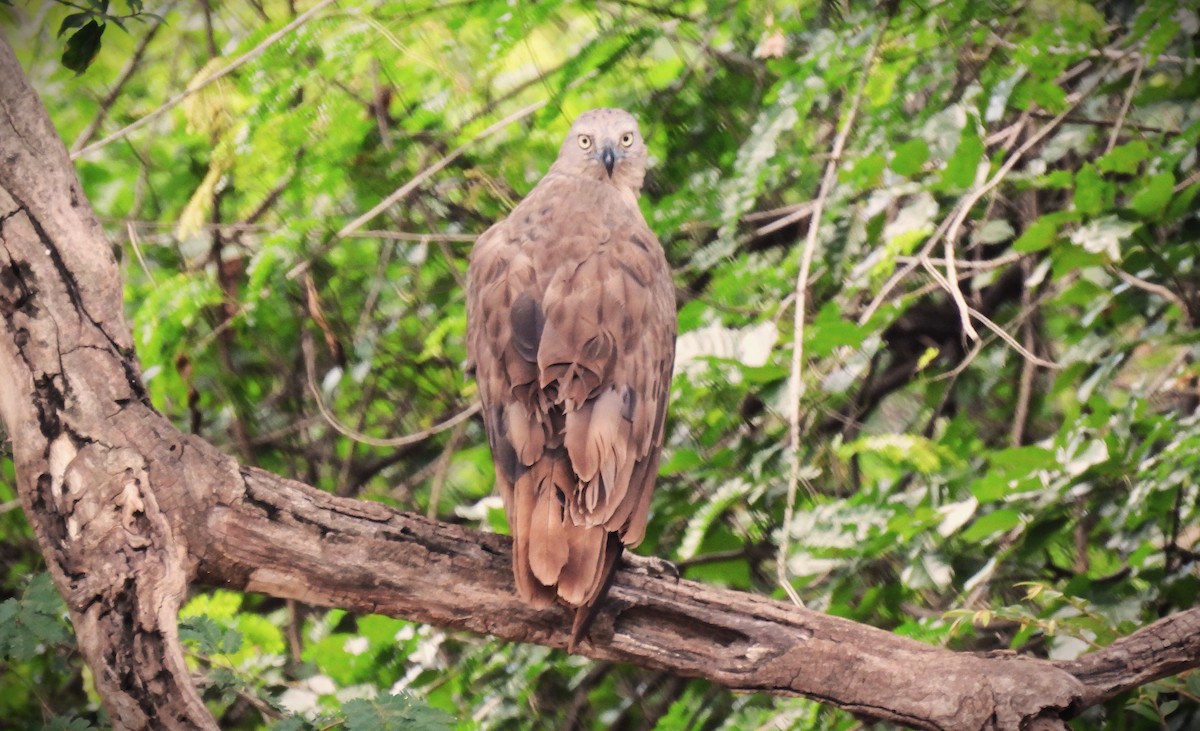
[778,15,892,607]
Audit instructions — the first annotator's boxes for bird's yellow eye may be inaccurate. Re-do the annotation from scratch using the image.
[578,134,592,150]
[620,132,634,147]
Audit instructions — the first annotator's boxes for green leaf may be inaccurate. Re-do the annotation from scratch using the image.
[1143,19,1180,62]
[891,138,929,177]
[342,695,453,731]
[1187,671,1200,698]
[971,219,1014,245]
[940,123,984,189]
[1013,217,1057,252]
[808,302,870,356]
[1029,79,1067,113]
[58,12,92,38]
[1127,701,1161,722]
[1097,140,1148,174]
[845,152,885,190]
[838,434,955,474]
[62,21,106,75]
[1130,172,1174,219]
[990,445,1056,474]
[179,615,243,655]
[0,573,70,662]
[960,508,1022,542]
[1074,163,1107,216]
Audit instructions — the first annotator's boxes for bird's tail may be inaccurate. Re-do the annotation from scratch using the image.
[568,532,624,652]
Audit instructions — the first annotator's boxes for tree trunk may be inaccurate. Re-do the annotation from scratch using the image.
[0,36,1196,731]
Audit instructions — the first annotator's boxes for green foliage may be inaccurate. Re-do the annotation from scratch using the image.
[0,573,90,727]
[341,696,453,730]
[52,0,162,74]
[0,573,69,662]
[4,0,1200,728]
[180,615,245,656]
[269,694,452,731]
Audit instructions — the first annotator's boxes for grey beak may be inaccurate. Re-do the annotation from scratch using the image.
[601,146,616,177]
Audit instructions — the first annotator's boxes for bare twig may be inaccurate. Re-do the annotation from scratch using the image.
[958,521,1031,612]
[894,252,1022,271]
[344,229,476,242]
[72,0,338,159]
[968,305,1058,368]
[779,16,892,608]
[1111,267,1186,311]
[916,58,1120,345]
[70,10,168,153]
[335,99,550,239]
[989,34,1189,66]
[300,329,480,448]
[125,220,156,284]
[1173,169,1200,194]
[1026,111,1175,136]
[755,201,816,237]
[1010,262,1036,447]
[861,55,1119,332]
[425,421,467,519]
[1105,54,1144,154]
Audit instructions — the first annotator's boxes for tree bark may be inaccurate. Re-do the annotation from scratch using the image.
[0,36,1195,731]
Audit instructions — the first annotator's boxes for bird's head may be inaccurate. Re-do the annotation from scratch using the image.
[552,108,647,194]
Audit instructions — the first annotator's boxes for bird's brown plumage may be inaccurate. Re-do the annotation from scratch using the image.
[466,108,675,648]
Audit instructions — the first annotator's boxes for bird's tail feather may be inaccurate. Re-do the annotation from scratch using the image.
[568,532,624,652]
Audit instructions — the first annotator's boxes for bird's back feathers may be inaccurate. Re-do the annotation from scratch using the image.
[467,164,674,648]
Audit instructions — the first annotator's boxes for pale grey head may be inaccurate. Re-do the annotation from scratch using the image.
[550,108,647,194]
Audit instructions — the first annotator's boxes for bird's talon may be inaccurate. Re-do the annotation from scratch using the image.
[621,552,679,580]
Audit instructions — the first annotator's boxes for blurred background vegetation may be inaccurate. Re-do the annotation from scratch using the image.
[2,0,1199,728]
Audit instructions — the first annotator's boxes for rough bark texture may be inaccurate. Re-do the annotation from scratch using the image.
[0,36,1197,731]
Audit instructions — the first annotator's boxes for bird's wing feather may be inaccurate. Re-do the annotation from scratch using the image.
[467,173,674,612]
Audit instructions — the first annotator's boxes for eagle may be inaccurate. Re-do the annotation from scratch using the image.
[466,108,675,649]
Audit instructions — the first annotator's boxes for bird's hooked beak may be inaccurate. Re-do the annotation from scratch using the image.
[601,145,616,178]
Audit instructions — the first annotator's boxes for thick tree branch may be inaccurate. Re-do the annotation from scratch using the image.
[0,39,213,730]
[203,468,1093,730]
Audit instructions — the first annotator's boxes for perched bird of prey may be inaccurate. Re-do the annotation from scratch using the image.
[466,108,675,649]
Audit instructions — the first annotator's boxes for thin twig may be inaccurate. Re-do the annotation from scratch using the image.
[958,520,1030,612]
[894,252,1022,271]
[425,421,466,519]
[125,220,156,284]
[1111,267,1186,311]
[335,99,551,239]
[1026,110,1175,135]
[1105,53,1144,154]
[1010,263,1036,447]
[918,57,1121,344]
[755,201,816,237]
[70,9,168,153]
[859,54,1119,330]
[110,219,477,243]
[300,330,480,448]
[968,305,1058,369]
[779,16,892,608]
[1173,169,1200,194]
[72,0,339,159]
[345,229,476,242]
[989,34,1188,65]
